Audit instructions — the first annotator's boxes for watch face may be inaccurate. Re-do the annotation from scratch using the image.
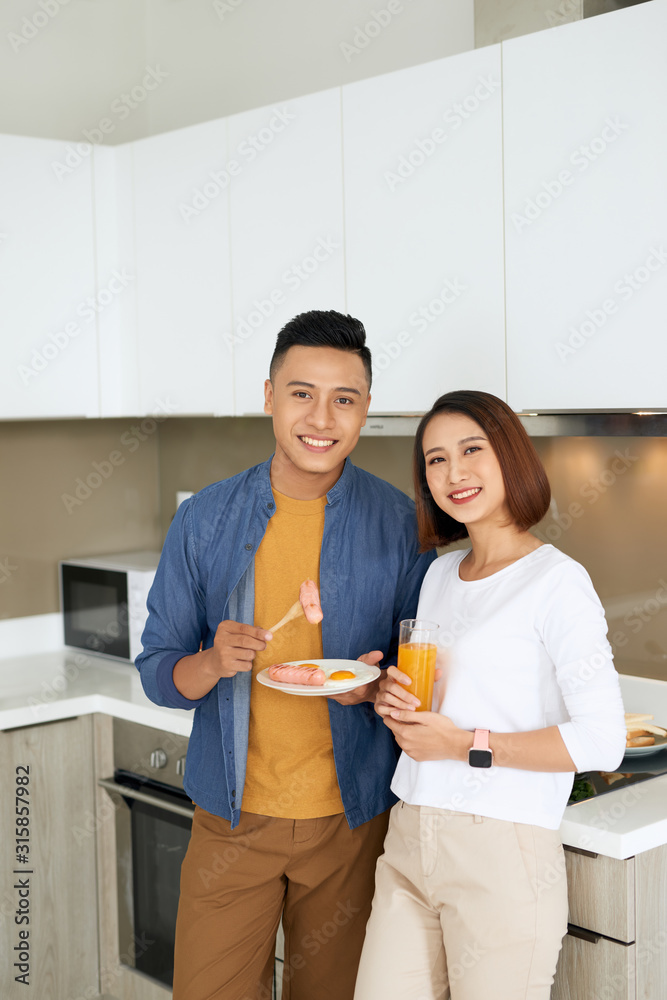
[469,748,493,769]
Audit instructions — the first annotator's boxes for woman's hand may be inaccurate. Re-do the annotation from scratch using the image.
[375,664,444,716]
[375,665,467,762]
[383,710,470,762]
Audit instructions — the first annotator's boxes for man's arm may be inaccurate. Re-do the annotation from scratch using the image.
[137,499,275,708]
[172,621,273,700]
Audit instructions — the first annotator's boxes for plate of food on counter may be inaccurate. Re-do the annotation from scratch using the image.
[623,713,667,756]
[257,660,381,696]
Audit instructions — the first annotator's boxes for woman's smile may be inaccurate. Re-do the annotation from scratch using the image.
[448,486,482,504]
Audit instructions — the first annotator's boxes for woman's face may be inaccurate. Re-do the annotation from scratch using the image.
[422,411,510,530]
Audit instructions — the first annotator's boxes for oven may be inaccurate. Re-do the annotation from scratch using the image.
[99,718,284,996]
[99,718,193,989]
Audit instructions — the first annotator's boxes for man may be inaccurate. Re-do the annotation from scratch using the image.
[136,310,435,1000]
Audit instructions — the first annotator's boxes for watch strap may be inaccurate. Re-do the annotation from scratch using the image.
[472,728,490,750]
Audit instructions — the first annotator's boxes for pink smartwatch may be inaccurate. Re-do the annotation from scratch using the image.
[468,729,493,768]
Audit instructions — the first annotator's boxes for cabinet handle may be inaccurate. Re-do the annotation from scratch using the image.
[567,923,601,944]
[98,777,194,820]
[564,845,599,859]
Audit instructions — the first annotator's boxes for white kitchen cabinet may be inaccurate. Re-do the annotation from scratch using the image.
[228,89,347,415]
[342,46,506,415]
[0,135,99,419]
[94,144,141,417]
[133,118,234,416]
[503,1,667,412]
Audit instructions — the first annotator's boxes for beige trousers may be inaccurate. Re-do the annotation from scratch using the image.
[353,802,568,1000]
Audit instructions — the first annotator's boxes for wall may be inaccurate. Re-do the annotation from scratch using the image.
[474,0,581,46]
[0,420,161,622]
[0,0,473,142]
[142,0,474,137]
[0,0,149,144]
[473,0,650,46]
[531,435,667,681]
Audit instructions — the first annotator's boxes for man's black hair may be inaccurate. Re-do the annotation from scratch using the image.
[269,310,372,389]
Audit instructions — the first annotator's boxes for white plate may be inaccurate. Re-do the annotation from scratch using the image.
[256,659,380,696]
[623,733,667,757]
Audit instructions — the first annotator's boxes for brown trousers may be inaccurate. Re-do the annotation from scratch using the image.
[172,806,389,1000]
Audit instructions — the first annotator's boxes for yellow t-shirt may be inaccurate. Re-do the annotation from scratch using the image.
[241,488,344,819]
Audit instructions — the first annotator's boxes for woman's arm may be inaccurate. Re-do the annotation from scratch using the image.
[378,559,626,775]
[377,667,577,771]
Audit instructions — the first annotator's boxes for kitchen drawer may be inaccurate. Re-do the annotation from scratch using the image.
[564,848,635,943]
[552,927,635,1000]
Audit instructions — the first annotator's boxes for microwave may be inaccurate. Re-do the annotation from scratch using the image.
[60,551,161,662]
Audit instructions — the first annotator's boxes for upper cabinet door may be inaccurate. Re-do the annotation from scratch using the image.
[342,46,506,415]
[133,118,234,416]
[0,135,98,419]
[93,145,140,418]
[229,90,346,416]
[503,2,667,412]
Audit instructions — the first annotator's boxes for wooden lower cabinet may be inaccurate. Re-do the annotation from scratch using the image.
[0,716,99,1000]
[552,845,667,999]
[553,931,635,1000]
[564,850,635,943]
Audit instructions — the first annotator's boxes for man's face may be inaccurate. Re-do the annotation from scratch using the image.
[264,345,371,481]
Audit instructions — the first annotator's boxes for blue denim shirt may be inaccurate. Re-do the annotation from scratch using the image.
[136,456,435,829]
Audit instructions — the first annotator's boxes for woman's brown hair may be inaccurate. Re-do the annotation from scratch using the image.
[414,390,551,550]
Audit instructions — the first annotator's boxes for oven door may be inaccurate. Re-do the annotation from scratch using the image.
[61,564,131,659]
[99,772,194,988]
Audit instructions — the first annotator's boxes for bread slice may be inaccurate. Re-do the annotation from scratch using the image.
[641,724,667,737]
[626,735,655,747]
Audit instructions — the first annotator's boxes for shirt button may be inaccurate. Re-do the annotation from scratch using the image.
[245,543,252,551]
[267,502,275,510]
[231,789,236,796]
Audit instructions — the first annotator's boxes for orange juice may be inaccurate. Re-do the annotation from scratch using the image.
[397,642,437,711]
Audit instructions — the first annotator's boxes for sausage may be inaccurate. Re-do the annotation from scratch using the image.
[299,579,323,624]
[268,663,326,686]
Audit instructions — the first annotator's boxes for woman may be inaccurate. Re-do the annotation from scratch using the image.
[354,390,626,1000]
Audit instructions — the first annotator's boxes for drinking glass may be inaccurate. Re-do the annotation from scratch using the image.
[397,619,439,712]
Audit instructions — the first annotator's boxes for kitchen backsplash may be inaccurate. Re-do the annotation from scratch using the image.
[0,419,161,620]
[2,418,665,681]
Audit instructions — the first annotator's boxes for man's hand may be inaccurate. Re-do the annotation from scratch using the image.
[172,621,272,700]
[327,649,384,705]
[207,620,273,680]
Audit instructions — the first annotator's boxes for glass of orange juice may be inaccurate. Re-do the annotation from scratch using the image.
[397,619,439,711]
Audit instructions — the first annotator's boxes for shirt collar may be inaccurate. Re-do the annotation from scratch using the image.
[326,456,354,506]
[257,455,354,508]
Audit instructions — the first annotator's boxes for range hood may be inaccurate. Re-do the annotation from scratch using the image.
[361,412,667,437]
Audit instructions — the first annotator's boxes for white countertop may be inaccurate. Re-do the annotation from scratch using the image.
[0,649,193,736]
[1,649,666,860]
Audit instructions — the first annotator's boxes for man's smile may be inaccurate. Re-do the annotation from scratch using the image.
[298,435,338,450]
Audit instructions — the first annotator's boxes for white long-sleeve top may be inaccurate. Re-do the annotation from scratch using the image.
[391,544,627,830]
